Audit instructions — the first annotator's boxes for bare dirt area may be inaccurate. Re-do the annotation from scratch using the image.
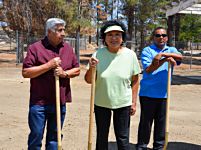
[0,50,201,150]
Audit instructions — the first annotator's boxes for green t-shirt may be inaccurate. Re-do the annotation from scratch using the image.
[91,47,141,109]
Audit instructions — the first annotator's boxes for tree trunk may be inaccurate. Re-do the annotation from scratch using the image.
[16,31,24,64]
[167,16,174,46]
[175,14,180,48]
[126,5,135,49]
[89,35,91,44]
[140,27,145,52]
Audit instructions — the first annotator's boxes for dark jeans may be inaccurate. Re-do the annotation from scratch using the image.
[28,104,66,150]
[136,96,166,150]
[94,105,131,150]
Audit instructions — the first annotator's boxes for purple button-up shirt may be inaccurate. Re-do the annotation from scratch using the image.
[23,37,79,105]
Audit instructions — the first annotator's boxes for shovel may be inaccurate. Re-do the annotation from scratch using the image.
[55,75,62,150]
[88,66,96,150]
[163,62,171,150]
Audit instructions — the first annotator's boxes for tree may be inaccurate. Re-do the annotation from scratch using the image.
[0,0,94,37]
[0,0,95,63]
[179,14,201,42]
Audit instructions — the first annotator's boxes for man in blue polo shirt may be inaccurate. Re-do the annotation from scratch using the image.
[136,27,182,150]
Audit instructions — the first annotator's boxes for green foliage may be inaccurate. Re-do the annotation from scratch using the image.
[1,0,201,44]
[125,0,137,6]
[0,0,94,36]
[179,14,201,42]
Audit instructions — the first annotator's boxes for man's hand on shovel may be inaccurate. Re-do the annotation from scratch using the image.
[48,57,61,69]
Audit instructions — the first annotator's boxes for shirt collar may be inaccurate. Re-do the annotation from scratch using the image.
[151,43,168,52]
[42,36,64,49]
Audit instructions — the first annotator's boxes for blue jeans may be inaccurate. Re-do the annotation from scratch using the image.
[94,105,131,150]
[28,104,66,150]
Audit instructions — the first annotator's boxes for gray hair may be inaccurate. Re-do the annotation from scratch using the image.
[45,18,66,36]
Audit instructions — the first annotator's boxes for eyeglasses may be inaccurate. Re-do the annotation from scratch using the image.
[154,34,167,38]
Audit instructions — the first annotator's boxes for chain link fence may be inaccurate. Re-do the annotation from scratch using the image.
[0,29,89,64]
[0,28,201,65]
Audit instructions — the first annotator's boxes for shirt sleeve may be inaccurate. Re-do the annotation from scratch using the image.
[131,51,141,75]
[169,47,182,65]
[23,45,37,68]
[170,47,181,54]
[141,47,153,70]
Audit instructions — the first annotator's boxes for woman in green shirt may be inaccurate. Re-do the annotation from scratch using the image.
[85,20,141,150]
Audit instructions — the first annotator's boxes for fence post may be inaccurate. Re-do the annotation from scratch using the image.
[190,39,193,70]
[85,36,87,50]
[16,31,24,64]
[16,30,19,64]
[75,26,80,64]
[75,0,81,64]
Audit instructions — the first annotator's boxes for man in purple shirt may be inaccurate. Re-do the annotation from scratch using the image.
[22,18,80,149]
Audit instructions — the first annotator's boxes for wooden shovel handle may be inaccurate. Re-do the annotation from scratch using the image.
[88,67,96,150]
[164,62,171,150]
[55,75,62,150]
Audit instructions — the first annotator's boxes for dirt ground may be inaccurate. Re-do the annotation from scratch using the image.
[0,50,201,150]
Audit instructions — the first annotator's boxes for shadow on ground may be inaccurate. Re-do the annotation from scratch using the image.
[0,50,16,54]
[108,142,151,150]
[172,75,201,85]
[168,142,201,150]
[108,142,136,150]
[108,141,201,150]
[0,58,16,63]
[80,59,89,66]
[182,52,201,63]
[80,53,92,66]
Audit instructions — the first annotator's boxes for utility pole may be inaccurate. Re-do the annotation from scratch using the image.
[111,0,114,20]
[96,0,99,46]
[75,0,81,63]
[116,0,119,20]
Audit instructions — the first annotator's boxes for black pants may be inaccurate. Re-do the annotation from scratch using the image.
[136,96,166,150]
[94,105,131,150]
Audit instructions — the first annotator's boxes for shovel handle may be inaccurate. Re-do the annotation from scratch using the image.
[164,62,171,150]
[55,75,62,150]
[88,67,96,150]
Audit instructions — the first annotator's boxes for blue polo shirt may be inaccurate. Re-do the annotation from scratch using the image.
[139,44,181,98]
